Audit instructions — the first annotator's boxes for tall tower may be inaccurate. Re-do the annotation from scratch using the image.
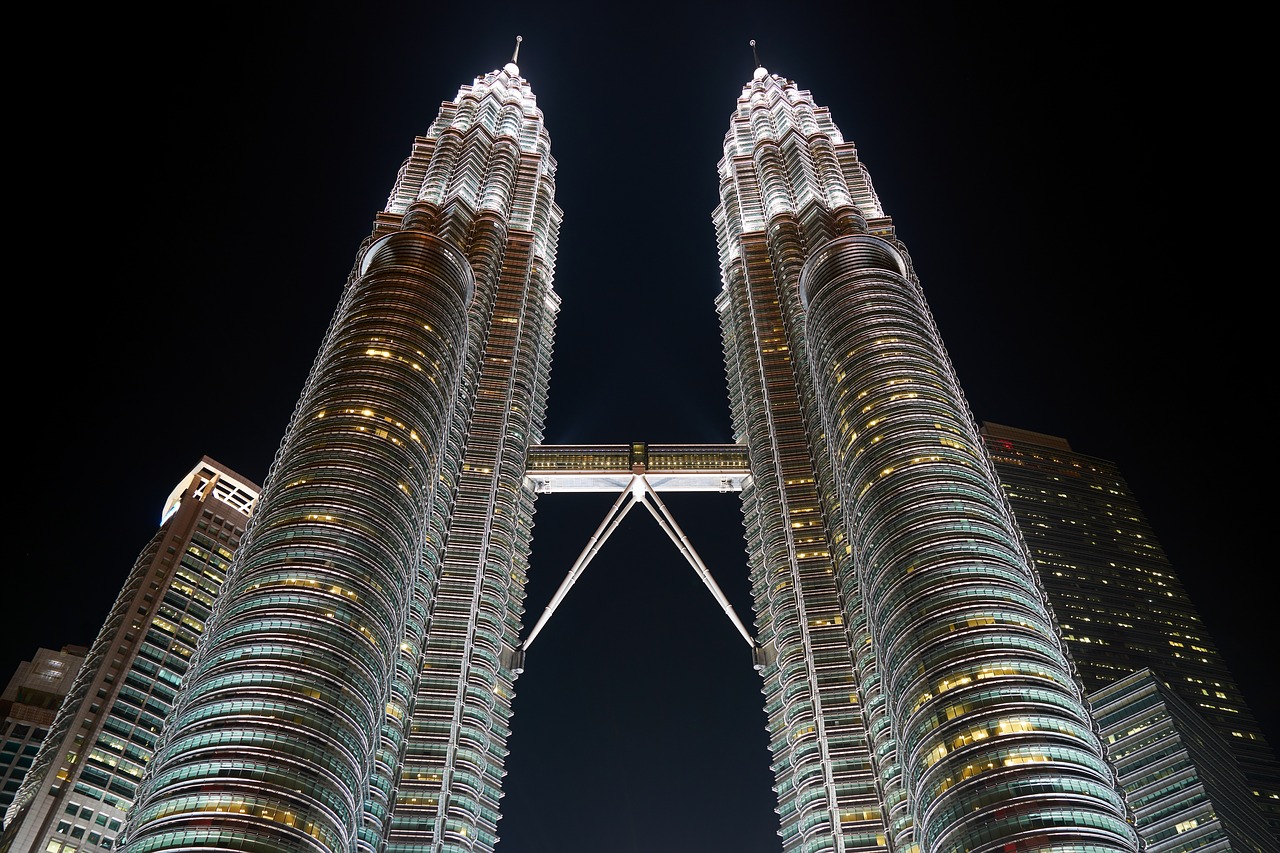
[1,459,258,853]
[375,43,559,853]
[0,645,86,820]
[980,422,1280,838]
[119,45,559,853]
[714,57,1138,852]
[1091,669,1276,851]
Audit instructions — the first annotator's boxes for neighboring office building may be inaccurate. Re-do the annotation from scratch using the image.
[1092,668,1275,852]
[0,459,258,853]
[0,646,87,826]
[981,421,1280,844]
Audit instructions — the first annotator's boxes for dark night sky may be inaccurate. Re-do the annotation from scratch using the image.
[10,5,1273,851]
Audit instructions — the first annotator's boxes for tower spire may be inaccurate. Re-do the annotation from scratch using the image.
[504,35,523,77]
[750,38,761,69]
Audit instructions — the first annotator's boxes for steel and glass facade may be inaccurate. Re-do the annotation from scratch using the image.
[0,646,86,820]
[980,422,1280,842]
[714,64,1138,852]
[1,459,259,853]
[1091,668,1275,852]
[376,55,559,853]
[119,55,560,853]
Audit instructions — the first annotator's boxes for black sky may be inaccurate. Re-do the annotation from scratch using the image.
[11,4,1273,851]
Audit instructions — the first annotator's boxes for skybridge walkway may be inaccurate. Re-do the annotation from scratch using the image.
[520,443,758,656]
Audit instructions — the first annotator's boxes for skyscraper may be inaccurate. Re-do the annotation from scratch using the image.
[710,58,1137,853]
[980,422,1280,838]
[1,459,258,853]
[1091,668,1275,852]
[120,45,561,853]
[7,44,1150,853]
[0,645,86,820]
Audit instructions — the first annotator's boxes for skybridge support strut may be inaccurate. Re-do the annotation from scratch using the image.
[522,472,756,652]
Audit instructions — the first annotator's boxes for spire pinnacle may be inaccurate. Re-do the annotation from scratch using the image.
[504,36,523,77]
[749,39,767,79]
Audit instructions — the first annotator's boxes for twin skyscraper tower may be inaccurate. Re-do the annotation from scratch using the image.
[98,45,1141,852]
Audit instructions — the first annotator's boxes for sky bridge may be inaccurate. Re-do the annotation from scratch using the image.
[520,443,759,657]
[524,442,751,493]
